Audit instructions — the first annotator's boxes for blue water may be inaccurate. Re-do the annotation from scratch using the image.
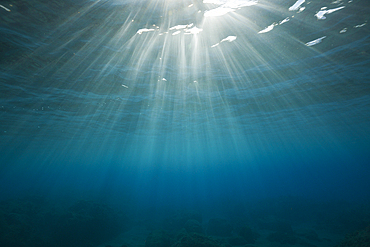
[1,0,370,246]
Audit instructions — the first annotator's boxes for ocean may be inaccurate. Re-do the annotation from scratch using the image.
[0,0,370,246]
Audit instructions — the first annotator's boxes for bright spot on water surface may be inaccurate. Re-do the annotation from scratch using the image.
[305,36,327,47]
[315,6,345,20]
[289,0,305,11]
[0,4,11,12]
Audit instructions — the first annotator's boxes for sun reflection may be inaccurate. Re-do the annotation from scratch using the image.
[126,0,261,86]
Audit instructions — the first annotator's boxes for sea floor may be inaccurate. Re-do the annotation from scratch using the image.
[1,196,369,247]
[99,219,346,247]
[97,197,369,247]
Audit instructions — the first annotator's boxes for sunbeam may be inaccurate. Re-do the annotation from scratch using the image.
[2,0,368,160]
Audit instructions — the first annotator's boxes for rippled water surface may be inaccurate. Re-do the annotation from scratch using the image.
[1,0,370,216]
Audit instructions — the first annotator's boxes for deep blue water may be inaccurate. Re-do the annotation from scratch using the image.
[1,0,370,246]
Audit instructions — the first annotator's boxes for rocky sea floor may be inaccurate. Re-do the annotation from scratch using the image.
[1,195,369,247]
[101,212,367,247]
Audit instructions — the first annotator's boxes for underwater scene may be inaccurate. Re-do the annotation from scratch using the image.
[1,0,370,246]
